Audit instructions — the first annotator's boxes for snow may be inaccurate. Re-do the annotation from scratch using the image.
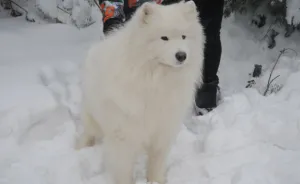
[286,0,300,25]
[22,0,99,28]
[1,13,300,184]
[71,0,93,27]
[36,0,58,18]
[63,0,74,10]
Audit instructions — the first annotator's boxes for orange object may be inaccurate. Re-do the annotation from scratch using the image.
[101,4,116,23]
[128,0,137,8]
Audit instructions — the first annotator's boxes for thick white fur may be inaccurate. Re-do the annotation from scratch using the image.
[77,1,205,184]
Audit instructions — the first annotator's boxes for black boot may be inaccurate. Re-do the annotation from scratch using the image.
[11,9,22,17]
[195,82,219,115]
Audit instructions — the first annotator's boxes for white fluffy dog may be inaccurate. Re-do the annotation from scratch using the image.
[77,1,205,184]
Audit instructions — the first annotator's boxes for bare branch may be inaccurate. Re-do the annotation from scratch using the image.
[263,48,298,96]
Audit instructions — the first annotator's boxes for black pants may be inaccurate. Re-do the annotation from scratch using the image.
[163,0,224,84]
[197,0,224,84]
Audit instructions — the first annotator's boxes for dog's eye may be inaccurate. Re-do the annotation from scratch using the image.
[161,36,169,41]
[182,35,186,39]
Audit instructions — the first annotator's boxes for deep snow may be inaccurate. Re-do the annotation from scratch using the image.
[1,13,300,184]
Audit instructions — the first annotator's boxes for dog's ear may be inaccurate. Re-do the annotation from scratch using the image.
[182,0,197,17]
[139,2,155,24]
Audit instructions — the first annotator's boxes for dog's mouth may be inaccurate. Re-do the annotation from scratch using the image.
[155,58,185,68]
[161,62,187,69]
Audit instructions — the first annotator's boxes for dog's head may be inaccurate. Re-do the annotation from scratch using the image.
[130,1,204,68]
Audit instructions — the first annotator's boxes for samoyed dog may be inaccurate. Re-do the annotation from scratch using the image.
[77,1,205,184]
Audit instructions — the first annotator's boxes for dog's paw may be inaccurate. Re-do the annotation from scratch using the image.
[146,182,161,184]
[74,135,95,150]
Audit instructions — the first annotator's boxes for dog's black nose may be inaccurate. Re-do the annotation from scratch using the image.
[175,51,187,63]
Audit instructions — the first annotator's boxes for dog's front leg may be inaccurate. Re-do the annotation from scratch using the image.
[75,107,103,149]
[147,139,172,184]
[103,139,136,184]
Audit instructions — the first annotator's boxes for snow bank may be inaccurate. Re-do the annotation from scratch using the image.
[1,15,300,184]
[190,73,300,184]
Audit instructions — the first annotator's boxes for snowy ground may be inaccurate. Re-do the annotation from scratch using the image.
[1,13,300,184]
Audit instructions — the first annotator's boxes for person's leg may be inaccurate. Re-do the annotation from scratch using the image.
[195,0,224,113]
